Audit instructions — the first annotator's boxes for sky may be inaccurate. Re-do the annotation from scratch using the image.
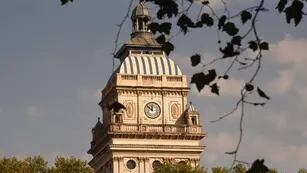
[0,0,306,172]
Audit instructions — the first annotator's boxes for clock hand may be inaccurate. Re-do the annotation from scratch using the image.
[147,105,153,111]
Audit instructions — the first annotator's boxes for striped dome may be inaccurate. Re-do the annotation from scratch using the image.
[119,54,182,76]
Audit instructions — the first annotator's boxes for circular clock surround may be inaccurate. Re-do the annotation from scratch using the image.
[144,102,161,119]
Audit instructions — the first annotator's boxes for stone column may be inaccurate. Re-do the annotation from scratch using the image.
[113,157,119,173]
[138,157,145,173]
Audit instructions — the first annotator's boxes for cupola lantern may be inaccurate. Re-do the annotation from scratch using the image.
[131,2,151,37]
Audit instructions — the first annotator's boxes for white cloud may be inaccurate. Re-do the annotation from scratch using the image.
[203,130,307,172]
[298,87,307,109]
[266,35,307,95]
[264,111,288,130]
[274,35,307,64]
[267,69,293,94]
[242,135,307,171]
[25,106,45,118]
[218,78,245,96]
[203,132,238,167]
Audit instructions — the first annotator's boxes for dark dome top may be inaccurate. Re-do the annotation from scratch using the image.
[131,3,150,20]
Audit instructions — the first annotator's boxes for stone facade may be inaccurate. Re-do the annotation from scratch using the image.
[88,3,205,173]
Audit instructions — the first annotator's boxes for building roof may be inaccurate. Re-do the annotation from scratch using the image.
[185,102,199,114]
[127,32,160,47]
[131,3,150,20]
[118,54,182,76]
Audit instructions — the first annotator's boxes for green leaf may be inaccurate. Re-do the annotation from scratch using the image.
[201,13,214,27]
[210,83,219,95]
[241,10,252,24]
[148,22,160,34]
[159,22,172,35]
[246,159,269,173]
[248,41,258,51]
[284,0,304,26]
[61,0,73,5]
[245,83,254,91]
[191,72,207,91]
[257,87,270,100]
[219,43,240,58]
[156,34,166,44]
[260,42,269,50]
[202,0,209,5]
[276,0,288,13]
[231,36,242,46]
[155,0,178,19]
[191,54,201,67]
[218,15,227,30]
[162,42,174,55]
[191,69,217,92]
[223,22,239,36]
[177,14,195,34]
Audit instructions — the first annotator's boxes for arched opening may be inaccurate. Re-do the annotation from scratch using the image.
[115,115,120,123]
[138,18,144,31]
[191,117,197,125]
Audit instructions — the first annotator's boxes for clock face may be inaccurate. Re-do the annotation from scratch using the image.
[144,102,161,119]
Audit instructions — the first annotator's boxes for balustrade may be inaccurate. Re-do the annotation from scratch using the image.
[108,123,201,134]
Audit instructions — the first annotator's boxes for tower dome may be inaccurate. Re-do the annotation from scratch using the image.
[131,3,151,20]
[131,2,151,36]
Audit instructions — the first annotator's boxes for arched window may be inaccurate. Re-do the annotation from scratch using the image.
[115,115,120,123]
[191,117,196,125]
[138,18,144,31]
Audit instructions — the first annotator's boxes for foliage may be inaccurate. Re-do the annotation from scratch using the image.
[155,161,207,173]
[154,161,294,173]
[299,168,307,173]
[0,156,93,173]
[49,156,92,173]
[211,167,230,173]
[0,156,48,173]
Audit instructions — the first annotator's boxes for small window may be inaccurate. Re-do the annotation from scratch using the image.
[152,160,162,170]
[126,160,136,170]
[178,161,187,165]
[115,115,120,123]
[138,19,144,31]
[191,117,196,125]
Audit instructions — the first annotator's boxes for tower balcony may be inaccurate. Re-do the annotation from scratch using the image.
[107,123,205,140]
[116,74,188,88]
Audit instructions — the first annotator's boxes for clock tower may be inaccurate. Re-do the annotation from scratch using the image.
[88,2,205,173]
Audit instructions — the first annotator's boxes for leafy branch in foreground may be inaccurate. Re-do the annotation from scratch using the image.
[60,0,306,169]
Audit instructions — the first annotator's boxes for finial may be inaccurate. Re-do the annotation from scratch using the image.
[97,117,100,122]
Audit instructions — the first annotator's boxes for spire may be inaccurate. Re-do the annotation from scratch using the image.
[131,2,151,37]
[186,101,198,112]
[113,2,161,59]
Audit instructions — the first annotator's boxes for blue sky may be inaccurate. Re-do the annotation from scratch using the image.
[0,0,307,172]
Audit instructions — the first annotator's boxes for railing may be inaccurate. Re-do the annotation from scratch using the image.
[120,74,183,82]
[142,76,162,81]
[121,75,137,80]
[108,123,202,134]
[166,76,183,82]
